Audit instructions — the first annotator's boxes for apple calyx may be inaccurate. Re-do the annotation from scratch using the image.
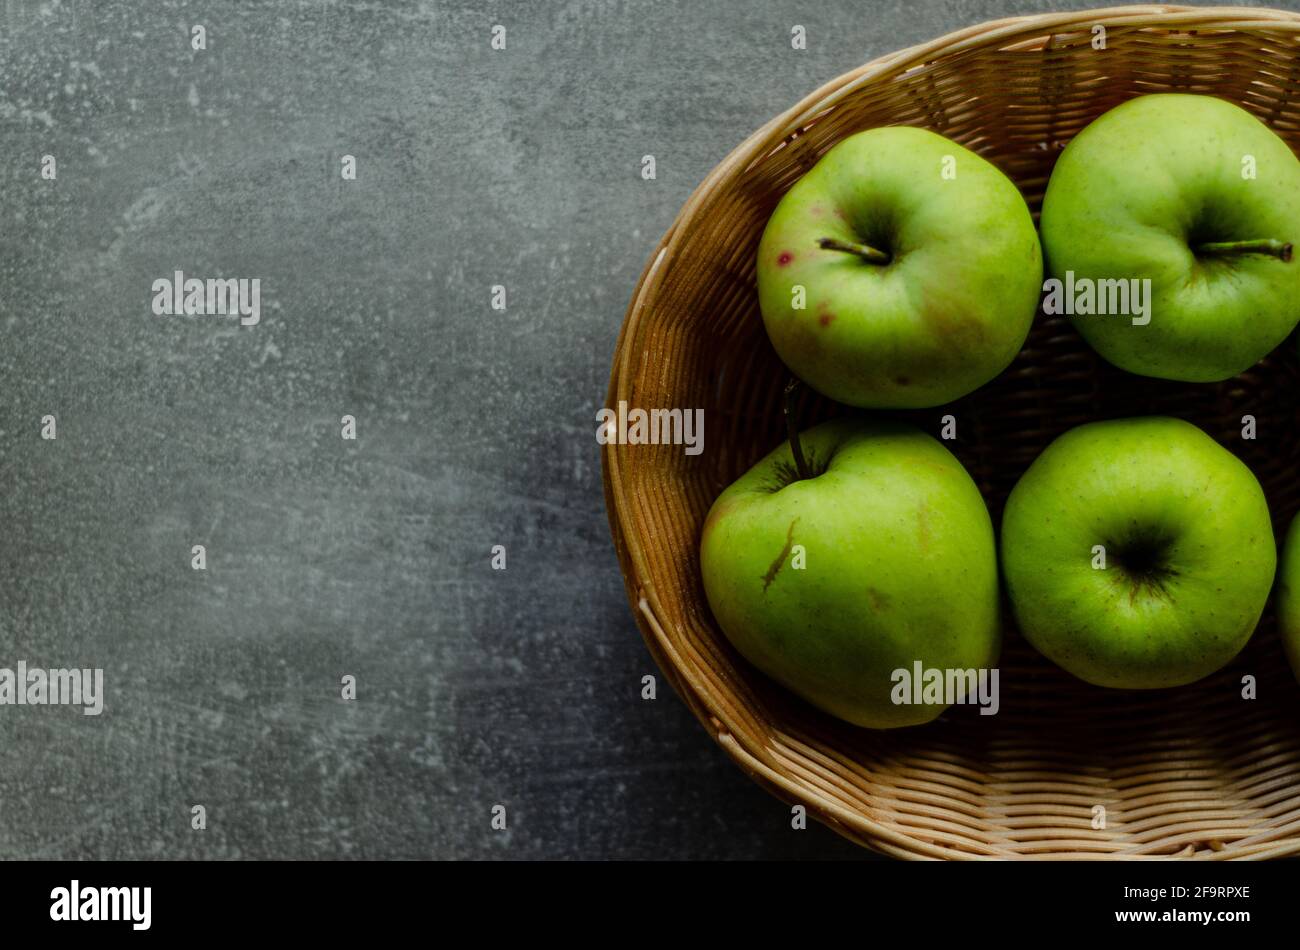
[1193,238,1293,262]
[1110,532,1179,599]
[783,379,812,481]
[818,236,891,265]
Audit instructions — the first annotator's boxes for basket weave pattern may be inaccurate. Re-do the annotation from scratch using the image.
[603,5,1300,859]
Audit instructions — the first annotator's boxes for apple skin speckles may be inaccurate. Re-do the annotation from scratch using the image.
[867,587,892,612]
[815,298,835,328]
[777,251,793,267]
[916,502,933,552]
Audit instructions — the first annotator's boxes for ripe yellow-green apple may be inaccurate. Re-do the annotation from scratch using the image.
[1276,515,1300,683]
[1040,94,1300,381]
[699,416,1001,728]
[1001,416,1275,689]
[755,126,1041,408]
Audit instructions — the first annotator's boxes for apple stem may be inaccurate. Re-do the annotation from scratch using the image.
[818,237,891,265]
[1194,238,1293,262]
[783,379,811,481]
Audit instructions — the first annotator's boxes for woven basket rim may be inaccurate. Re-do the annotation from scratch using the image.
[602,4,1300,860]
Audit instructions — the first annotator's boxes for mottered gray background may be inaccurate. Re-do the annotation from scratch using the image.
[2,0,1274,860]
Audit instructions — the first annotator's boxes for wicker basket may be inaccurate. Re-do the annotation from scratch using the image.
[602,5,1300,859]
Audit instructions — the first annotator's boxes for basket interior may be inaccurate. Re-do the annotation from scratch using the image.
[606,13,1300,858]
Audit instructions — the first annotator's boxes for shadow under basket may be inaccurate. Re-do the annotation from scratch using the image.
[602,5,1300,859]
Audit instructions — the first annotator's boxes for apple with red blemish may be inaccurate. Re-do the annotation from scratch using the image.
[756,126,1042,408]
[699,403,1001,728]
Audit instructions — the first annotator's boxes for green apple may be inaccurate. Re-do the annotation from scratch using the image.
[1276,515,1300,683]
[1040,94,1300,382]
[699,417,1001,728]
[1001,416,1275,689]
[756,126,1042,409]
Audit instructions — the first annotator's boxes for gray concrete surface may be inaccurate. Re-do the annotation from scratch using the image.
[1,0,1288,860]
